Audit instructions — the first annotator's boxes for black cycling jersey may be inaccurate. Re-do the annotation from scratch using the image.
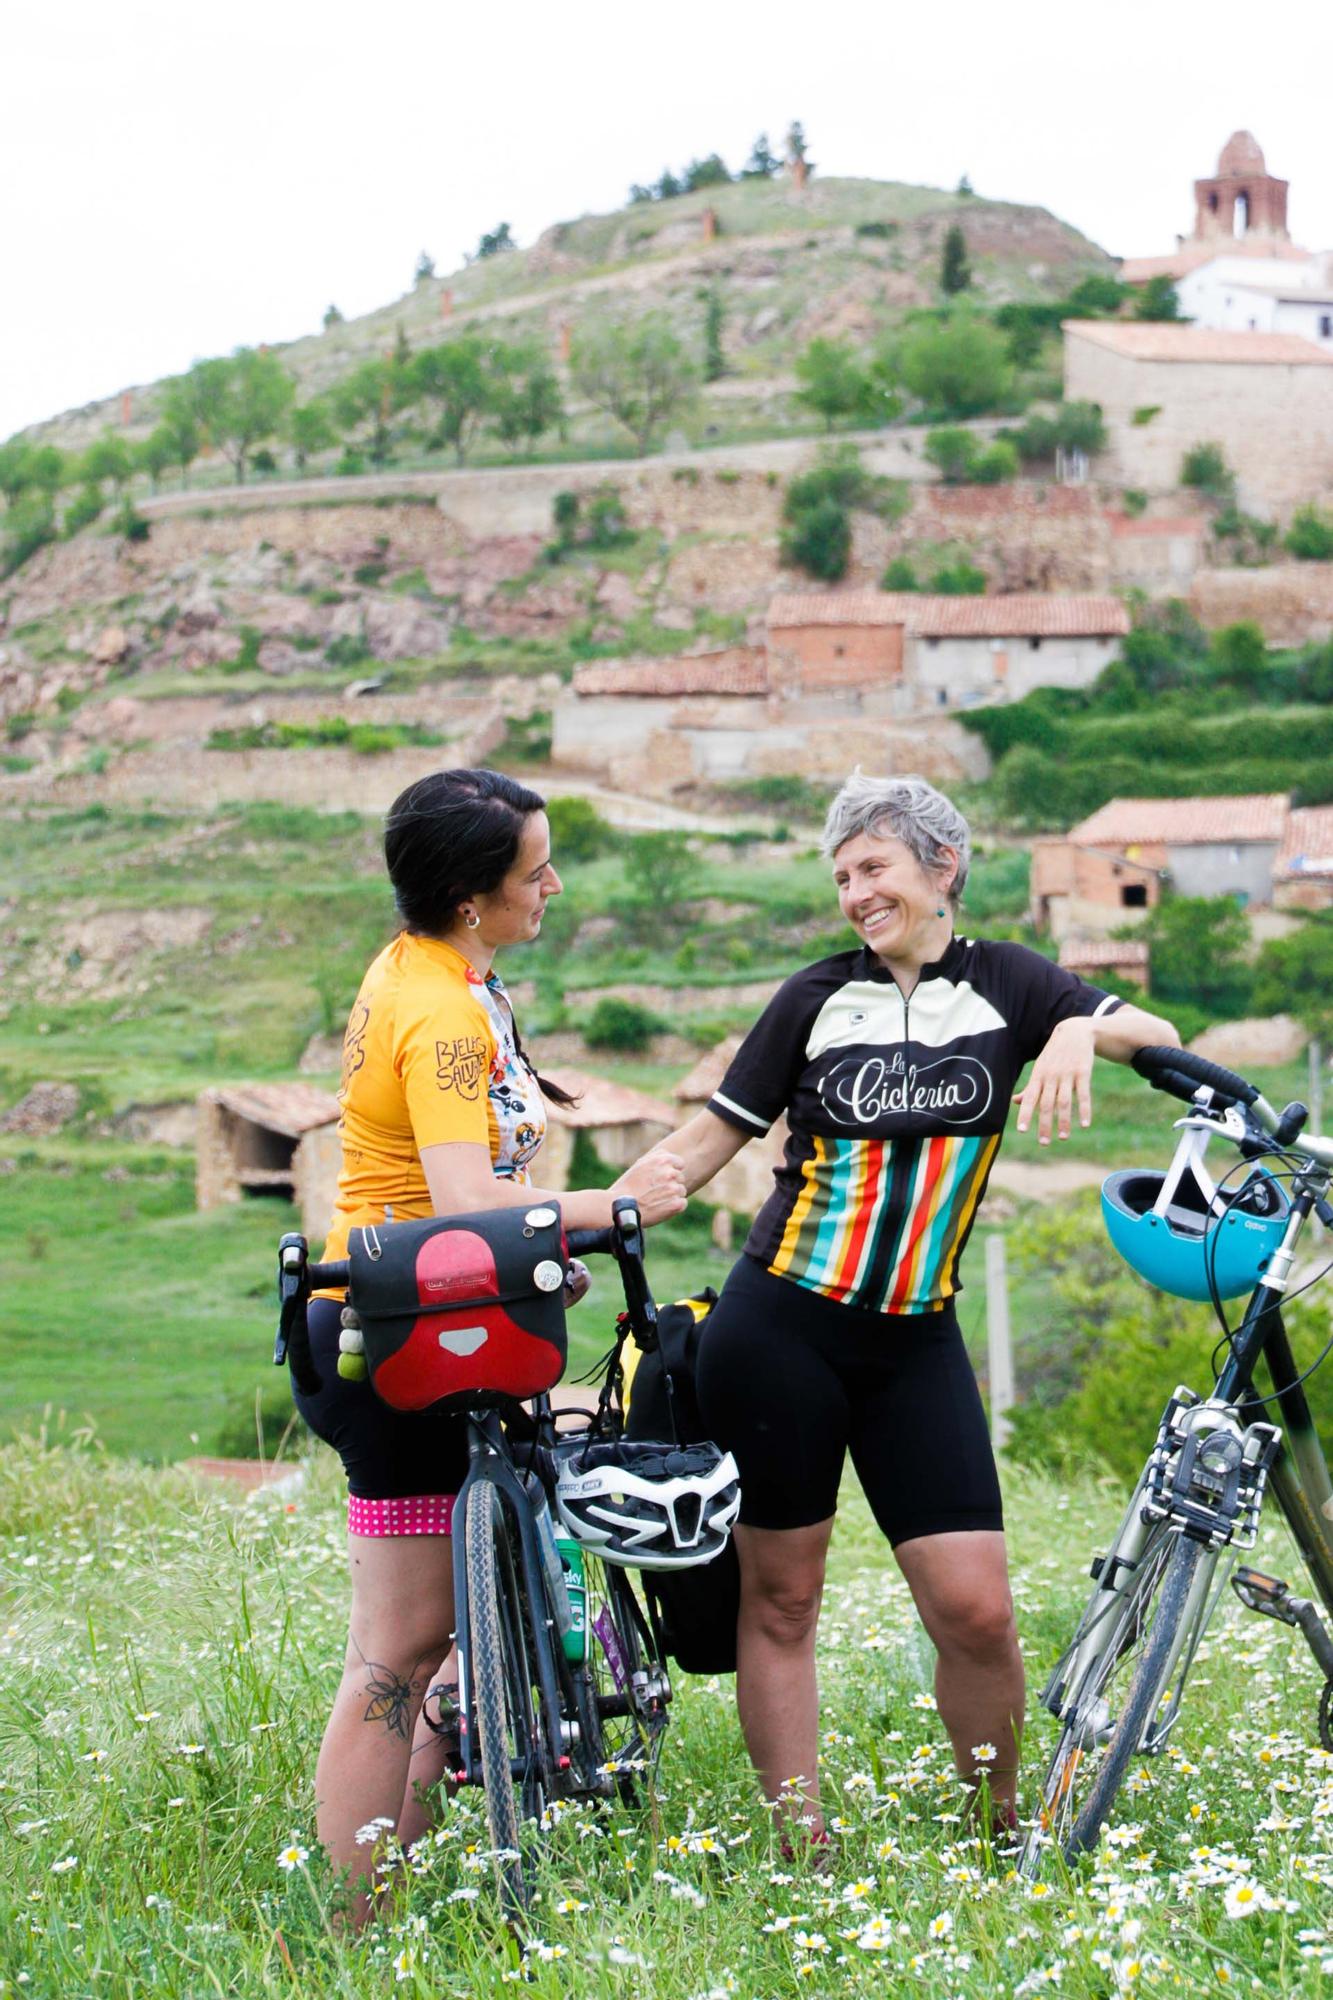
[707,936,1121,1313]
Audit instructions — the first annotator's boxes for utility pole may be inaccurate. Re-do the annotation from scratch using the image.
[986,1234,1014,1449]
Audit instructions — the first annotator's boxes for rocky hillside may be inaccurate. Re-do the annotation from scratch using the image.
[25,177,1111,453]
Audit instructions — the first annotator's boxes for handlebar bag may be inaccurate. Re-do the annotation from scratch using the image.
[347,1204,567,1411]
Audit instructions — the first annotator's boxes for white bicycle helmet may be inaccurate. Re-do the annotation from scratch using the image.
[553,1437,740,1571]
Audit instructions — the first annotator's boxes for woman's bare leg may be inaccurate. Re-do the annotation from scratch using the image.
[893,1530,1024,1819]
[734,1518,835,1835]
[314,1533,455,1924]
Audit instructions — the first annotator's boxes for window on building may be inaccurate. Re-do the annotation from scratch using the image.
[833,643,845,657]
[1321,315,1333,339]
[1234,190,1249,238]
[1121,883,1148,908]
[1029,637,1041,651]
[926,637,940,650]
[937,690,948,707]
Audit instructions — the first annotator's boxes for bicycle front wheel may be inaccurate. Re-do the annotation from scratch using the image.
[464,1479,547,1906]
[1024,1532,1207,1871]
[576,1559,671,1803]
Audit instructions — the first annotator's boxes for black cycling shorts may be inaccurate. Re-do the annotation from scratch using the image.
[695,1255,1003,1543]
[292,1297,471,1501]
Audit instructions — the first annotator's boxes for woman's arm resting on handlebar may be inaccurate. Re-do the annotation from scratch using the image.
[1014,1002,1181,1145]
[420,1140,686,1230]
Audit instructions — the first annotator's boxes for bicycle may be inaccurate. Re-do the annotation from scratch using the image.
[1020,1043,1333,1876]
[275,1200,679,1913]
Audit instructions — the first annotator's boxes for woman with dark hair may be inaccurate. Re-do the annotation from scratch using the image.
[636,772,1178,1849]
[295,767,685,1918]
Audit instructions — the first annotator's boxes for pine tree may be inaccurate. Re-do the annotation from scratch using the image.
[941,225,971,296]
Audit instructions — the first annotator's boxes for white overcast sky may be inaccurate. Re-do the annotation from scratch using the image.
[6,0,1333,442]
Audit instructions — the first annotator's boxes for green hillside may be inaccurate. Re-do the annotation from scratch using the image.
[23,176,1110,455]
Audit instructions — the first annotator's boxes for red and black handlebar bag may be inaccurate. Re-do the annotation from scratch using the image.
[347,1204,568,1411]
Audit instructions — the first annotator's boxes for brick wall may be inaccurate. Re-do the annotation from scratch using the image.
[768,623,904,690]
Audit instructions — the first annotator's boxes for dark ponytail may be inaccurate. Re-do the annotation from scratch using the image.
[383,768,578,1108]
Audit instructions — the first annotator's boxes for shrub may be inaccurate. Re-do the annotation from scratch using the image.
[923,427,979,482]
[325,632,373,667]
[62,484,104,538]
[335,451,367,477]
[1131,405,1161,426]
[929,559,986,595]
[780,496,851,580]
[583,996,662,1051]
[881,556,919,591]
[896,312,1014,418]
[1121,489,1148,517]
[585,485,630,549]
[1180,441,1235,504]
[972,440,1019,484]
[113,501,150,543]
[545,795,615,861]
[1284,503,1333,561]
[1,494,56,578]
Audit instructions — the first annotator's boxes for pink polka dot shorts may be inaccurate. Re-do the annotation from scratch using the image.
[347,1493,456,1538]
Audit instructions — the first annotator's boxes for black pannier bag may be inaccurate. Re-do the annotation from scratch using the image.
[346,1204,568,1411]
[626,1289,741,1675]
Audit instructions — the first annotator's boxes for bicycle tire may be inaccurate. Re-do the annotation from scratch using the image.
[1024,1533,1205,1871]
[464,1479,545,1907]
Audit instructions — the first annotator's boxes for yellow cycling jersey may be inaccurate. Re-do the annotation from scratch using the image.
[321,931,547,1264]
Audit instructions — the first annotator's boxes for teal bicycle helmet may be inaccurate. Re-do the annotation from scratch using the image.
[1102,1149,1289,1302]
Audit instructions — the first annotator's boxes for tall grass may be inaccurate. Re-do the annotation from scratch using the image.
[3,1437,1330,1995]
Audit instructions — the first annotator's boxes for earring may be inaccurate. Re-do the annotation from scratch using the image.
[936,906,946,918]
[464,909,481,931]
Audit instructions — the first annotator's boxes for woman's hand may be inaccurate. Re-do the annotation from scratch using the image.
[563,1258,592,1305]
[1013,1016,1095,1145]
[609,1149,687,1226]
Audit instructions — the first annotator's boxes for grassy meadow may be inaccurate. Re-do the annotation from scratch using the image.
[3,1438,1332,1997]
[3,799,1333,1994]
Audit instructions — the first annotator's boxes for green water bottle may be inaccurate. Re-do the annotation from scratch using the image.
[556,1537,587,1663]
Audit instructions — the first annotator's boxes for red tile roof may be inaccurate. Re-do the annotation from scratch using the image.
[572,652,768,697]
[1064,320,1333,366]
[1119,242,1313,284]
[1275,806,1333,880]
[1071,795,1290,848]
[1059,939,1151,970]
[205,1082,340,1135]
[768,592,1129,638]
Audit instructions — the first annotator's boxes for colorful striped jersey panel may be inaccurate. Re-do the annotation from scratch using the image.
[707,937,1120,1315]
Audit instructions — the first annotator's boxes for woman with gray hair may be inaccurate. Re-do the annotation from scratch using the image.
[645,771,1177,1848]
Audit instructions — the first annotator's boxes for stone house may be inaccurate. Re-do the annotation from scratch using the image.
[552,593,1128,798]
[1272,805,1333,912]
[196,1081,341,1241]
[538,1069,678,1192]
[1057,937,1151,993]
[766,591,1130,708]
[1062,320,1333,514]
[1031,793,1290,939]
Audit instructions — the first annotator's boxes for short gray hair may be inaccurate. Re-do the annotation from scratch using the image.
[820,771,971,903]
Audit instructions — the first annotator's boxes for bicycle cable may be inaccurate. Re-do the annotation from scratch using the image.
[1200,1144,1333,1408]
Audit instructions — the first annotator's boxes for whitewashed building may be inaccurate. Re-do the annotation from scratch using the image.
[1176,253,1333,348]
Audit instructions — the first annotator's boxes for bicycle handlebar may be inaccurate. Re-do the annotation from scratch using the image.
[1131,1044,1259,1109]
